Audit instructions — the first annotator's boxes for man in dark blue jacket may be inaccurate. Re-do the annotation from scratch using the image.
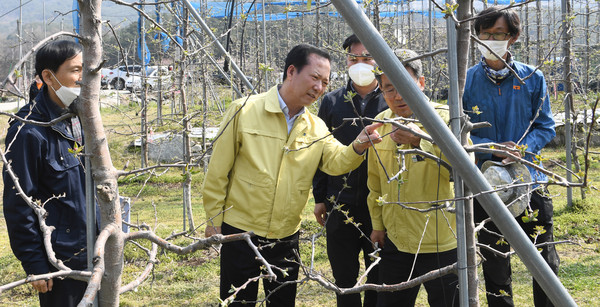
[312,34,387,307]
[463,7,558,307]
[3,40,89,307]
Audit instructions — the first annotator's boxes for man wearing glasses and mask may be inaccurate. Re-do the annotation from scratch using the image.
[312,34,387,307]
[462,6,558,307]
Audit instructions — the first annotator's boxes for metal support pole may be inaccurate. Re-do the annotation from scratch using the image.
[43,0,47,38]
[330,1,577,306]
[428,0,433,79]
[140,0,148,168]
[166,5,244,98]
[261,0,269,88]
[181,0,256,94]
[85,149,98,307]
[445,8,469,306]
[18,0,23,109]
[562,0,573,207]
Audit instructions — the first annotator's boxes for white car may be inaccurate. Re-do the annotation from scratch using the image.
[103,65,146,90]
[126,66,172,92]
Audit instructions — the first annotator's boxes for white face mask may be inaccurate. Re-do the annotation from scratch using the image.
[348,63,376,87]
[49,71,80,107]
[478,40,509,61]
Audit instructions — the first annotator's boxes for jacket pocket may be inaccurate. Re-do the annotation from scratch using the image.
[47,152,81,173]
[283,179,312,229]
[402,158,452,205]
[226,172,274,229]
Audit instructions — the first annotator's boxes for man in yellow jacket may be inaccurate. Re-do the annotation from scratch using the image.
[203,44,383,306]
[367,49,459,307]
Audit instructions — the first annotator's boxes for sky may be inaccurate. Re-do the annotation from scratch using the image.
[0,0,139,29]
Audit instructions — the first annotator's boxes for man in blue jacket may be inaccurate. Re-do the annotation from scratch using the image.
[462,6,558,307]
[3,40,89,307]
[312,34,387,307]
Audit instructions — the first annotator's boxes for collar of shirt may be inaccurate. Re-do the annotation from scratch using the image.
[349,82,380,99]
[44,89,69,121]
[481,52,514,83]
[349,82,380,113]
[277,87,305,134]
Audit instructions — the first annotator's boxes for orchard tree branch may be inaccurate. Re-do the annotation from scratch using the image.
[0,110,75,127]
[1,31,79,97]
[0,270,91,294]
[306,262,457,294]
[124,231,255,255]
[471,35,525,85]
[465,144,572,185]
[107,0,184,51]
[1,150,74,273]
[476,240,578,259]
[119,240,158,294]
[79,223,120,307]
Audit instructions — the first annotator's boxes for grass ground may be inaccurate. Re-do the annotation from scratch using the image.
[0,91,599,306]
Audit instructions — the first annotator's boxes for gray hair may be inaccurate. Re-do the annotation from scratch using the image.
[375,49,423,84]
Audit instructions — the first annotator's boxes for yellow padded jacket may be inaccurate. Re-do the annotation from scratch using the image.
[367,105,458,254]
[203,86,364,239]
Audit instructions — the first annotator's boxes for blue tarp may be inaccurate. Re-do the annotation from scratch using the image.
[379,10,446,19]
[191,2,263,18]
[245,9,445,21]
[188,0,550,20]
[137,7,151,65]
[477,0,530,4]
[195,0,445,19]
[266,0,413,5]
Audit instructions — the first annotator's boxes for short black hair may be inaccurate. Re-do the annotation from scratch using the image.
[474,6,521,37]
[342,34,361,52]
[35,40,82,79]
[282,44,331,81]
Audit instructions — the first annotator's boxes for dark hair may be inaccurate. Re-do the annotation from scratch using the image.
[35,40,82,79]
[342,34,361,52]
[375,49,422,84]
[282,44,331,81]
[474,6,521,37]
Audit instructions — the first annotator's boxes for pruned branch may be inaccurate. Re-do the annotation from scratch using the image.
[0,270,91,293]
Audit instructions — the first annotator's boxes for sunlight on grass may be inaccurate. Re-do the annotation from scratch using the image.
[0,95,599,305]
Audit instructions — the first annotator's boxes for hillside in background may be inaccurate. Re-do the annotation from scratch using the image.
[0,0,140,79]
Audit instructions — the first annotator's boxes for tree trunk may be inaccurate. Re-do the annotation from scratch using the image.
[79,1,123,306]
[180,6,195,232]
[455,2,479,306]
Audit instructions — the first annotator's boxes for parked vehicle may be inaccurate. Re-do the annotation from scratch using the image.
[126,66,172,92]
[103,65,146,90]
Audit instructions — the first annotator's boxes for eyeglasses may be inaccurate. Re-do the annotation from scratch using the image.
[383,87,399,98]
[478,32,511,41]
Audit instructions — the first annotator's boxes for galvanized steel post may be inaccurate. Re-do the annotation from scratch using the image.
[181,0,256,94]
[445,6,469,305]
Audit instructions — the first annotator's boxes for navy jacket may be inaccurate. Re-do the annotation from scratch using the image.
[312,81,388,230]
[3,87,89,275]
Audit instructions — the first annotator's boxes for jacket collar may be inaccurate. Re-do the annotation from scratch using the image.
[16,86,77,142]
[265,85,284,114]
[264,85,311,140]
[477,59,526,84]
[346,79,381,96]
[16,86,67,120]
